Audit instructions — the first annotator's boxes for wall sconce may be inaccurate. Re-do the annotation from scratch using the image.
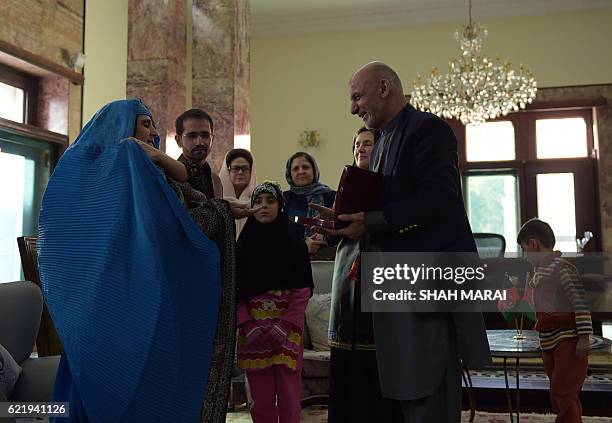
[299,130,320,148]
[61,49,86,71]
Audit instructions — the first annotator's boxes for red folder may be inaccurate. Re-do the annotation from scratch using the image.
[296,165,384,229]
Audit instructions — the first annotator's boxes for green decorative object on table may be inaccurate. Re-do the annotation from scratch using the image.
[497,285,536,340]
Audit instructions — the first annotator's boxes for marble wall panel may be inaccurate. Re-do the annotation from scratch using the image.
[57,0,85,17]
[595,107,612,252]
[1,0,83,68]
[192,0,250,173]
[127,0,186,151]
[233,0,250,138]
[68,82,82,141]
[192,0,233,79]
[1,1,84,142]
[37,76,69,135]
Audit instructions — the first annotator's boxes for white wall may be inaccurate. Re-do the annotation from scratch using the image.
[83,0,128,124]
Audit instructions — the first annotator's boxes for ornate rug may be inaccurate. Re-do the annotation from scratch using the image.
[225,407,612,422]
[13,409,612,422]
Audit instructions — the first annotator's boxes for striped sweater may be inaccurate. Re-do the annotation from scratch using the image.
[237,287,311,371]
[529,254,593,351]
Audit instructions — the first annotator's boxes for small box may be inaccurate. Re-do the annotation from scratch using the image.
[296,165,384,229]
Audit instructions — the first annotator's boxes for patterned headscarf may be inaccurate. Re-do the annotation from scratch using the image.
[251,180,285,211]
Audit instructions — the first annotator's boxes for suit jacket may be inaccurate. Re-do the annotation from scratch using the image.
[365,104,491,400]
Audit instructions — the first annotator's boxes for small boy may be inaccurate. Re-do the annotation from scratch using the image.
[517,218,592,423]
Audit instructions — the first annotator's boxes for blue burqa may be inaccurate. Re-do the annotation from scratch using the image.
[38,99,221,422]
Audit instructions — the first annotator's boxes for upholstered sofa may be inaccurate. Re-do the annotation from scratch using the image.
[301,261,334,403]
[0,281,60,405]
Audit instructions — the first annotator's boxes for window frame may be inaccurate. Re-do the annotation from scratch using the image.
[449,107,600,251]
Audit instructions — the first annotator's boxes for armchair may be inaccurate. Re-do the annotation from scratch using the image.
[0,281,60,402]
[473,233,506,258]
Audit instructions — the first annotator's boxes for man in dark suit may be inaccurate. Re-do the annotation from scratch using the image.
[328,61,491,422]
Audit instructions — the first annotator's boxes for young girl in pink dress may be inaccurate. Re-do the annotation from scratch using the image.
[236,181,313,423]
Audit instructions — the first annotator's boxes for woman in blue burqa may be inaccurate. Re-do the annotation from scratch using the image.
[38,99,242,422]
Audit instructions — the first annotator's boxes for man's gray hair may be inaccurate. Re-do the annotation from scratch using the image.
[370,62,403,92]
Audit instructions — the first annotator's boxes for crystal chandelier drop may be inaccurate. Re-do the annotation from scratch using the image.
[411,0,537,124]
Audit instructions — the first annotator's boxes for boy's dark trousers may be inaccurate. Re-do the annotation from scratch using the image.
[542,337,588,423]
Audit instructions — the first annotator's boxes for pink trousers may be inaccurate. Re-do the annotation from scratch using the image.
[246,365,302,423]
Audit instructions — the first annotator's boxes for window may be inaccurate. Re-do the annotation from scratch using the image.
[0,63,38,125]
[0,152,27,281]
[536,118,588,159]
[464,170,520,252]
[536,173,577,252]
[0,65,63,283]
[0,133,55,282]
[453,108,599,253]
[465,121,515,162]
[0,81,25,123]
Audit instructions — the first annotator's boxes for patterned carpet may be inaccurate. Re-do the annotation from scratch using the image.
[13,409,612,422]
[226,407,612,422]
[466,367,612,391]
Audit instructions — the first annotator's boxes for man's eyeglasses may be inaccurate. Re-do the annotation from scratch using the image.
[229,165,251,174]
[182,132,213,142]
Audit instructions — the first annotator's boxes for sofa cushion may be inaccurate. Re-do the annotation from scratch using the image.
[0,282,43,363]
[9,355,60,402]
[310,261,334,294]
[305,293,331,351]
[302,349,330,378]
[303,320,313,350]
[303,349,331,362]
[0,343,22,398]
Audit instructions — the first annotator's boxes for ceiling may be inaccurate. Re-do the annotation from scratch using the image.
[251,0,612,37]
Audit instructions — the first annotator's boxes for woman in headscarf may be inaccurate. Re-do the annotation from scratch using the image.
[284,151,336,260]
[38,99,242,423]
[327,127,380,423]
[219,148,257,239]
[311,127,394,423]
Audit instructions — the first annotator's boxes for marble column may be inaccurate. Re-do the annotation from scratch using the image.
[192,0,250,173]
[127,0,187,152]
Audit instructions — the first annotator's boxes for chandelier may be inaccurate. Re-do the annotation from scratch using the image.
[411,0,537,124]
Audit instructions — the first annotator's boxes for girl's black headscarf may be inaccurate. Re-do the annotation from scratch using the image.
[236,181,313,300]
